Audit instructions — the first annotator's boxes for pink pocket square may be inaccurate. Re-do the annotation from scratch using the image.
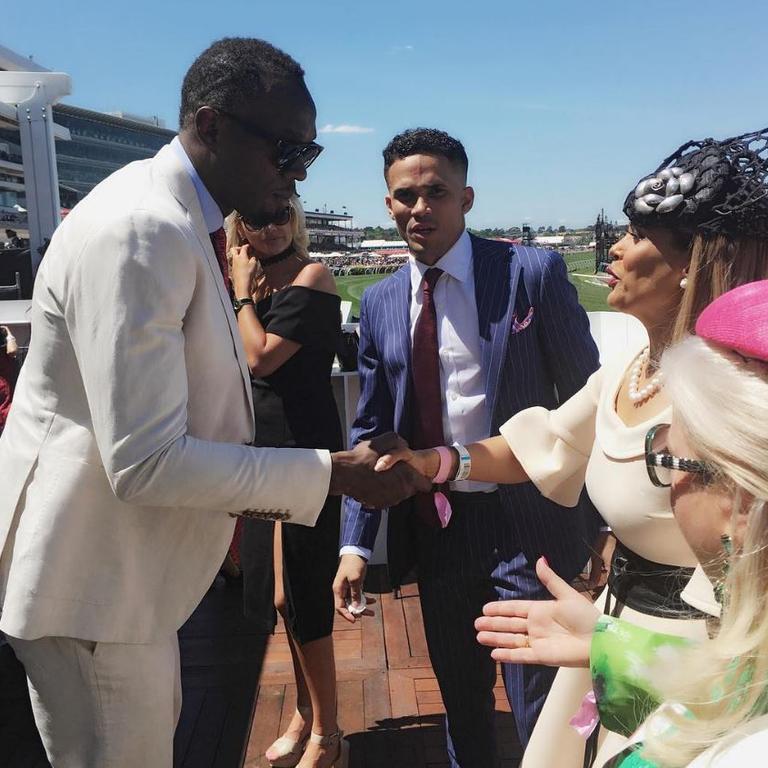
[512,306,535,333]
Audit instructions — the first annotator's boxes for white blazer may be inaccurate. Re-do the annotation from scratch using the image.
[0,145,331,643]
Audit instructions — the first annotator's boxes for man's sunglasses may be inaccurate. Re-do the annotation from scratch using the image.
[217,109,323,172]
[644,423,716,488]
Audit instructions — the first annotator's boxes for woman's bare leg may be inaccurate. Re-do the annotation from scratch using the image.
[266,523,311,762]
[272,523,341,767]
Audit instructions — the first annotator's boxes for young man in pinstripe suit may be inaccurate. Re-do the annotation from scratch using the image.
[333,128,602,767]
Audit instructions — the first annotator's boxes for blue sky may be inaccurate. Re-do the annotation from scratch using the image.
[6,0,767,228]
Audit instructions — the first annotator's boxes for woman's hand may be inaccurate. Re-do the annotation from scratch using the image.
[475,557,600,668]
[374,445,441,481]
[230,244,258,298]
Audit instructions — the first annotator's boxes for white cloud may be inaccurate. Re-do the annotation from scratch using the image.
[318,124,374,135]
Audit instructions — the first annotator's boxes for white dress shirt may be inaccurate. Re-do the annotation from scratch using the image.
[341,230,496,561]
[170,137,224,234]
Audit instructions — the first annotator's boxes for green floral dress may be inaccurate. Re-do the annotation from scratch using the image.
[589,616,692,767]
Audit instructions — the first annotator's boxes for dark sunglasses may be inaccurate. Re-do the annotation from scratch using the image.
[644,423,716,488]
[216,109,323,172]
[240,205,292,232]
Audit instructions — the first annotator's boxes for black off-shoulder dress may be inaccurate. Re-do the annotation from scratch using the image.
[239,286,343,645]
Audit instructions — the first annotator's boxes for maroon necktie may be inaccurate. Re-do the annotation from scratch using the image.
[210,227,232,297]
[411,267,449,528]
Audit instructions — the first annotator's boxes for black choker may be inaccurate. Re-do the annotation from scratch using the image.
[258,246,294,267]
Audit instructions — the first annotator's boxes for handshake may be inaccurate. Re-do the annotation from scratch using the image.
[327,433,439,508]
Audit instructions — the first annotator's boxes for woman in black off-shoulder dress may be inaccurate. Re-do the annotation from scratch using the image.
[227,199,347,768]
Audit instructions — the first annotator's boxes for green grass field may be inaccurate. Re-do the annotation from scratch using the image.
[336,273,390,318]
[336,250,611,318]
[563,250,613,313]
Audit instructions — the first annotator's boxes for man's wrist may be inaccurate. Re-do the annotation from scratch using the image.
[339,547,370,562]
[328,450,353,496]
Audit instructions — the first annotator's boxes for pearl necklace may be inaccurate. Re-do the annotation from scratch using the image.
[628,347,664,404]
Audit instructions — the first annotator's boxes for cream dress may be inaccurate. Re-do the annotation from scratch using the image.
[497,340,718,768]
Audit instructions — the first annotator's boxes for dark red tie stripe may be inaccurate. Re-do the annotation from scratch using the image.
[411,267,447,527]
[210,227,233,297]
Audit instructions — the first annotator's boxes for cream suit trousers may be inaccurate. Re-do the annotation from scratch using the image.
[7,633,181,768]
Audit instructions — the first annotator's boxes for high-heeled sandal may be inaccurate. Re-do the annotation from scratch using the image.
[265,708,312,768]
[306,730,349,768]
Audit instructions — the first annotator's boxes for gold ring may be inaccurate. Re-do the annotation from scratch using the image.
[521,635,530,648]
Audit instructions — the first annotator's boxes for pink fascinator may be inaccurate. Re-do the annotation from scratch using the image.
[695,280,768,362]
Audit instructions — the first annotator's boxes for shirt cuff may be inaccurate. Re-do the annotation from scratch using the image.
[340,545,372,561]
[599,526,612,533]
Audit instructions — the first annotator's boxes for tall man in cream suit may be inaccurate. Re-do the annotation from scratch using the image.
[0,38,426,767]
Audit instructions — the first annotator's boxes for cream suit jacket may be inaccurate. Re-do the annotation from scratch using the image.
[0,144,331,643]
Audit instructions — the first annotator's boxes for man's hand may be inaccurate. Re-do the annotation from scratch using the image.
[333,554,374,623]
[328,433,432,508]
[474,557,600,668]
[1,326,17,357]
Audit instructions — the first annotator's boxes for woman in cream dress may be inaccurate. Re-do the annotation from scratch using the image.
[375,128,768,767]
[476,280,768,768]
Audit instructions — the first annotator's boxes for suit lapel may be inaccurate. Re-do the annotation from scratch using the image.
[472,236,521,427]
[153,146,254,425]
[393,267,413,428]
[377,267,413,436]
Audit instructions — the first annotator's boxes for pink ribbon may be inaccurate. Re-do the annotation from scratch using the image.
[434,491,452,528]
[569,690,599,738]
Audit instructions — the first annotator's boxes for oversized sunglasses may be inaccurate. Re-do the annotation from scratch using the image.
[240,205,292,232]
[644,423,715,488]
[217,109,323,172]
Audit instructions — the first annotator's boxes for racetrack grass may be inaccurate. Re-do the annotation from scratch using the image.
[335,250,611,318]
[336,273,390,318]
[564,250,613,312]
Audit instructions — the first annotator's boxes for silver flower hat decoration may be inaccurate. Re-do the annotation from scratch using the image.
[633,166,695,215]
[623,127,768,238]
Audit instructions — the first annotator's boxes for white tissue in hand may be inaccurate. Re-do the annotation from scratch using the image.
[346,595,368,616]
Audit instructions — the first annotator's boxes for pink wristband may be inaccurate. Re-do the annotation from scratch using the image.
[433,446,453,485]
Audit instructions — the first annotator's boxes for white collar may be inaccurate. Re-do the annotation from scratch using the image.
[170,136,224,234]
[409,229,472,295]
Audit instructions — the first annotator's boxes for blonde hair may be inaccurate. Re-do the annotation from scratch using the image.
[641,335,768,766]
[225,196,311,301]
[672,234,768,341]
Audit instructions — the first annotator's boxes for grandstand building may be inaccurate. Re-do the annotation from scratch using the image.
[304,208,362,251]
[0,45,176,218]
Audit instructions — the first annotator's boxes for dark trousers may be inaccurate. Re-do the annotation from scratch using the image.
[416,492,557,768]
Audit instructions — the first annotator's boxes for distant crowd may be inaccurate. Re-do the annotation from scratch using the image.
[316,251,408,272]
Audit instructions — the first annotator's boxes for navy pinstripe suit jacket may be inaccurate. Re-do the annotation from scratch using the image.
[341,235,602,586]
